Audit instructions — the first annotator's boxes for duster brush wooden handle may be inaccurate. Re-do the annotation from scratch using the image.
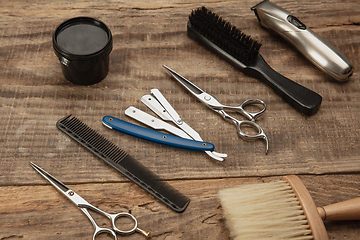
[317,197,360,221]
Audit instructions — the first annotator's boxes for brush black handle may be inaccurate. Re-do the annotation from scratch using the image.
[187,23,321,116]
[243,54,322,116]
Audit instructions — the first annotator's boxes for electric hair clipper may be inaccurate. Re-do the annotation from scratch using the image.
[252,0,353,81]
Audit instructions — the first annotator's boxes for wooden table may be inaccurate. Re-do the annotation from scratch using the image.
[1,0,359,239]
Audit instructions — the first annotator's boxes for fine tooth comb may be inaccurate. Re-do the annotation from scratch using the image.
[187,7,322,116]
[57,115,190,213]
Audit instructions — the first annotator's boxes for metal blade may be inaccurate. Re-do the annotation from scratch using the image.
[30,162,69,193]
[150,89,182,123]
[150,89,204,141]
[163,65,204,95]
[125,106,191,139]
[141,94,173,121]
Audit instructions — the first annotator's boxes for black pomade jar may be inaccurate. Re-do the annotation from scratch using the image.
[53,17,113,85]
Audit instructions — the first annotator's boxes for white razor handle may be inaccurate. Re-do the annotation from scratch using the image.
[252,0,353,81]
[125,106,191,139]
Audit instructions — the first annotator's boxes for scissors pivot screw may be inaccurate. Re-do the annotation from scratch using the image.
[69,191,74,196]
[204,95,211,101]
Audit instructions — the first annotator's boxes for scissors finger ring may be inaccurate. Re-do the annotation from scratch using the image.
[239,99,266,121]
[236,120,269,154]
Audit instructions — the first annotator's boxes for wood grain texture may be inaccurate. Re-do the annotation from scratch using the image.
[1,176,360,239]
[0,0,359,239]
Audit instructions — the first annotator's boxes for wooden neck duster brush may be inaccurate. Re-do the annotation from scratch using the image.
[218,175,360,240]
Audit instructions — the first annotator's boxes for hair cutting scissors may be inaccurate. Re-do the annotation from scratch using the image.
[30,162,150,239]
[163,65,269,154]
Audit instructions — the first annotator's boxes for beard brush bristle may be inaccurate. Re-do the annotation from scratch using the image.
[188,6,262,66]
[218,181,314,240]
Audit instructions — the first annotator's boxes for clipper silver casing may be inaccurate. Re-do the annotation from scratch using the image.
[252,0,353,81]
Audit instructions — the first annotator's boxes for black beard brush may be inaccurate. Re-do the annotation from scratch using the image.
[187,7,322,116]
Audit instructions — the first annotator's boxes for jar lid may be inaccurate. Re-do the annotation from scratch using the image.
[53,17,112,60]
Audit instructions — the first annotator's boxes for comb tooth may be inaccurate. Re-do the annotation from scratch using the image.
[85,129,101,145]
[103,143,117,156]
[112,147,127,161]
[60,116,74,129]
[78,123,94,141]
[108,145,121,159]
[58,116,128,163]
[93,138,108,152]
[109,145,125,161]
[112,155,122,164]
[87,128,100,143]
[90,133,105,147]
[69,119,84,136]
[94,138,108,152]
[97,139,111,154]
[68,116,80,128]
[113,148,128,162]
[79,124,101,147]
[63,118,78,135]
[106,147,118,159]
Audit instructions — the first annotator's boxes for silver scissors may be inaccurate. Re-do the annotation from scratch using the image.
[30,162,150,239]
[163,65,269,154]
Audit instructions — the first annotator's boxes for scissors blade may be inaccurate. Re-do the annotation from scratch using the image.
[163,65,204,95]
[162,65,225,110]
[30,162,69,193]
[30,162,90,207]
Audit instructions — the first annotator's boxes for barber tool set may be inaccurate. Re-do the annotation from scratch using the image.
[29,0,355,239]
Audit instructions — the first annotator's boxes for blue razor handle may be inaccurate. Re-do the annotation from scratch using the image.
[102,116,215,152]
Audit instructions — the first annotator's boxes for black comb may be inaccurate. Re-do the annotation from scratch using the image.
[57,115,190,213]
[188,7,322,116]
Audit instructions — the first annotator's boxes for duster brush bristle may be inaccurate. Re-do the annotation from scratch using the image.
[219,180,313,240]
[219,177,360,240]
[219,175,360,239]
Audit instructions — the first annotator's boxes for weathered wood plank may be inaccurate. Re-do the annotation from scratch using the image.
[1,175,359,240]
